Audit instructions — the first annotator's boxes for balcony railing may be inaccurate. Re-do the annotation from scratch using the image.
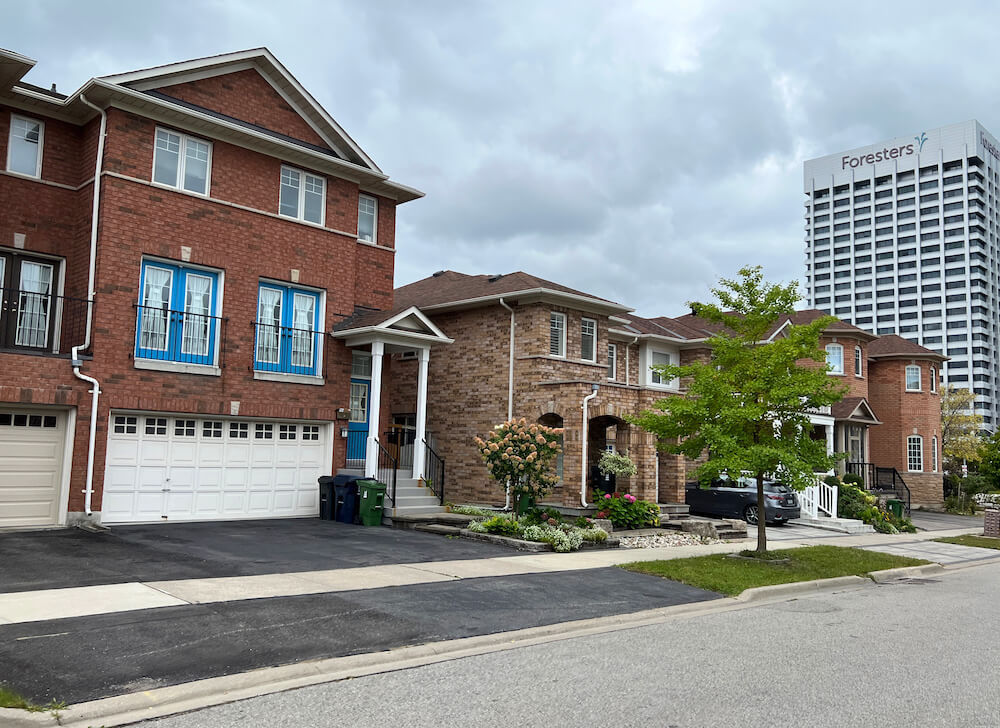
[134,304,227,367]
[0,288,92,355]
[252,321,325,377]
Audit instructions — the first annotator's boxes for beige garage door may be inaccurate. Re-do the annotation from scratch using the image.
[0,409,66,528]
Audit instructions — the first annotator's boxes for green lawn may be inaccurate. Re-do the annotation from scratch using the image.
[620,545,929,596]
[933,535,1000,551]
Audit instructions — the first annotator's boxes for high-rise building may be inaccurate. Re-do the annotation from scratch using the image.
[804,120,1000,430]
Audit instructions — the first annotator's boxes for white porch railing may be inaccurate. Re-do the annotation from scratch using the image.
[800,478,838,519]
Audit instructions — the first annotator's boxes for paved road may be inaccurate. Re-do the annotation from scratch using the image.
[142,562,1000,728]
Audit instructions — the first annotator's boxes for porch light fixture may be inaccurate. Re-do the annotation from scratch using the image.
[340,426,349,438]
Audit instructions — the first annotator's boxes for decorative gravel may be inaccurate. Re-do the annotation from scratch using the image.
[618,532,724,548]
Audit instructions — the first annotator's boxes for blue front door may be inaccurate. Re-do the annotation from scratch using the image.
[347,378,369,466]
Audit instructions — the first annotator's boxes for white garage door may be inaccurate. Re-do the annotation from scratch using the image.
[102,413,330,524]
[0,409,66,528]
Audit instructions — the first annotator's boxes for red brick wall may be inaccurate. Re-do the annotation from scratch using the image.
[867,358,943,506]
[156,69,329,149]
[1,98,400,517]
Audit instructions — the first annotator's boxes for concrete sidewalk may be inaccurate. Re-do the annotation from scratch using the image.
[0,525,988,626]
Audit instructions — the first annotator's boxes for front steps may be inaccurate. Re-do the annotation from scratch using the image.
[795,515,875,534]
[335,469,446,519]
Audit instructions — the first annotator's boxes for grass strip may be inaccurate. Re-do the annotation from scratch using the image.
[933,534,1000,551]
[620,545,929,596]
[0,685,66,713]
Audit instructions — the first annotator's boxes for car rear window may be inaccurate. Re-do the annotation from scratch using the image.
[765,483,792,493]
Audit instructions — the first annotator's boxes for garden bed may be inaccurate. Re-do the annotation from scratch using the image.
[461,529,621,552]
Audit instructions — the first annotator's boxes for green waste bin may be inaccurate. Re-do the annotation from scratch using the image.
[886,499,904,519]
[358,479,387,526]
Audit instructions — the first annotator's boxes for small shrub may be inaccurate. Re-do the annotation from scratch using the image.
[579,527,609,543]
[823,474,841,488]
[839,482,916,533]
[842,473,864,487]
[450,505,499,517]
[593,492,660,529]
[945,494,978,515]
[574,515,597,529]
[469,514,522,537]
[598,450,638,478]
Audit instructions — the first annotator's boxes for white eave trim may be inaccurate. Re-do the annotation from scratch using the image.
[332,328,454,348]
[377,306,450,340]
[416,288,632,315]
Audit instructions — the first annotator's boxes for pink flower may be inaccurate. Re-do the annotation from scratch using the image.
[604,494,611,499]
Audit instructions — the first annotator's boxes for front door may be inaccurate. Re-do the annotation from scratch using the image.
[847,425,865,463]
[347,379,369,467]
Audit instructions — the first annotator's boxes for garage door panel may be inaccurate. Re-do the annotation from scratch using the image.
[103,414,327,523]
[0,409,67,528]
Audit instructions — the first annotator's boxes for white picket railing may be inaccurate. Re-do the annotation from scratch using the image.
[800,478,838,519]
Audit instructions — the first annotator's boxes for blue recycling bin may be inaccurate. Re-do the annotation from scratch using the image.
[333,474,361,524]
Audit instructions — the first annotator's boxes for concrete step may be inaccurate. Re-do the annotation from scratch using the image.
[391,512,477,530]
[389,504,447,517]
[393,495,443,509]
[658,503,690,516]
[795,516,875,534]
[413,523,463,536]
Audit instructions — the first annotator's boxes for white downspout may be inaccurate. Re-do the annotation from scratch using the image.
[499,298,515,510]
[581,384,599,507]
[73,93,107,518]
[626,336,637,386]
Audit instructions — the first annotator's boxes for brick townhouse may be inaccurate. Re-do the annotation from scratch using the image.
[389,271,946,510]
[0,48,451,529]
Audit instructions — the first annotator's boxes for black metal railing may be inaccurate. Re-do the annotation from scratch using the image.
[374,437,397,508]
[134,304,227,367]
[384,426,416,469]
[423,438,445,505]
[251,321,325,376]
[846,462,911,514]
[345,429,367,469]
[0,289,92,355]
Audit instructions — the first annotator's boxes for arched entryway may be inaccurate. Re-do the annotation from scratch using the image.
[588,414,630,495]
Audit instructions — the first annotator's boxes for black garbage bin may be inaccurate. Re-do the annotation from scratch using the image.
[333,474,361,524]
[318,476,336,520]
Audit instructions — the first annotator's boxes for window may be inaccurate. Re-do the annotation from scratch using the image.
[175,419,196,437]
[7,115,43,177]
[279,424,297,440]
[203,421,223,438]
[650,351,672,386]
[581,318,596,362]
[113,415,137,434]
[229,422,249,439]
[255,284,322,376]
[607,343,617,381]
[136,260,220,366]
[905,365,921,391]
[352,351,372,378]
[907,435,923,472]
[279,166,325,224]
[825,343,844,374]
[152,128,211,195]
[144,417,167,436]
[854,346,863,378]
[302,425,320,441]
[0,252,56,351]
[358,194,377,242]
[350,382,368,422]
[549,312,566,357]
[255,423,274,440]
[932,436,939,472]
[930,367,937,393]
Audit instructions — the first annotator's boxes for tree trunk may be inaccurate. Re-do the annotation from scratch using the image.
[756,473,767,553]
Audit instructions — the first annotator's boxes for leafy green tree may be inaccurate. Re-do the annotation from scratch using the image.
[940,385,982,473]
[978,431,1000,491]
[631,266,846,552]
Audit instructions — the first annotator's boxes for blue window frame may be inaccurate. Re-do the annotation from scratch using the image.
[254,284,321,375]
[135,260,219,365]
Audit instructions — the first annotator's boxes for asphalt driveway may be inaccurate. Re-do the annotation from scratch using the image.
[909,511,984,532]
[0,519,513,593]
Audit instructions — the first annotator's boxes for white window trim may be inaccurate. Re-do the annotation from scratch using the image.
[151,126,212,196]
[905,364,922,392]
[931,435,938,472]
[930,367,937,393]
[581,317,597,363]
[7,114,44,179]
[854,346,863,378]
[358,193,378,244]
[648,348,678,390]
[550,312,566,358]
[825,343,844,376]
[907,434,924,472]
[279,165,326,225]
[255,278,326,379]
[607,342,617,381]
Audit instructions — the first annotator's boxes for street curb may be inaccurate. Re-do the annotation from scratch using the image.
[0,595,767,728]
[867,563,945,583]
[737,575,871,602]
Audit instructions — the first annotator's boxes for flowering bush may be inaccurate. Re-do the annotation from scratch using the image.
[598,450,638,478]
[974,493,1000,507]
[593,491,660,529]
[474,419,563,514]
[466,514,606,552]
[838,482,917,533]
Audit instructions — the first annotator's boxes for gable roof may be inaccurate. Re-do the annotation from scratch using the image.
[100,48,377,171]
[831,396,881,424]
[0,48,423,203]
[669,308,879,343]
[394,271,632,315]
[331,305,453,348]
[867,334,947,361]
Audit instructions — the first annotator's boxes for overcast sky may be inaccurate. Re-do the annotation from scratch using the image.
[7,1,998,317]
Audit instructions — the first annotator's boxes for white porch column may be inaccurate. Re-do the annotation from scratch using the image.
[412,347,429,480]
[826,423,835,457]
[365,340,384,478]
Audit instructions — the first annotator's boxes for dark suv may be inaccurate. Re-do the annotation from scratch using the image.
[685,476,801,525]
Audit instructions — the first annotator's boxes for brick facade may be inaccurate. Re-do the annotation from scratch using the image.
[1,50,416,523]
